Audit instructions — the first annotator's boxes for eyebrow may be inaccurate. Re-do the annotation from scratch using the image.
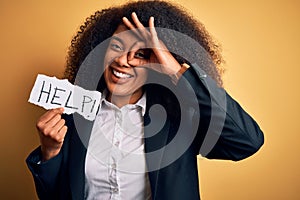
[111,36,141,52]
[110,36,124,46]
[129,41,139,51]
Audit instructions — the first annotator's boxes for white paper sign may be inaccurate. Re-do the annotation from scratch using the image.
[28,74,101,121]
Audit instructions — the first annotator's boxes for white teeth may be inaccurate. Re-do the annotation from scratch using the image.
[112,69,132,79]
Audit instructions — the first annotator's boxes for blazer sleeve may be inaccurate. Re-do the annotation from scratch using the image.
[26,114,73,200]
[26,146,63,199]
[176,64,264,161]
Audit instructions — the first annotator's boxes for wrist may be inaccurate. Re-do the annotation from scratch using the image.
[170,63,190,84]
[41,145,61,162]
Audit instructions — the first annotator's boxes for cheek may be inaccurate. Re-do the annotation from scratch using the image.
[103,68,110,83]
[104,51,117,66]
[137,70,148,83]
[104,54,112,67]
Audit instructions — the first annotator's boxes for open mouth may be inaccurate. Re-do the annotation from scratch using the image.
[112,68,133,79]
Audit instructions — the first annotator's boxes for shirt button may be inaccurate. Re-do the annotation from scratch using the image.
[111,163,116,169]
[114,141,120,147]
[116,112,121,118]
[112,187,118,193]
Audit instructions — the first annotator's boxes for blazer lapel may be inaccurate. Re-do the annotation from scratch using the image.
[144,96,171,199]
[69,113,94,200]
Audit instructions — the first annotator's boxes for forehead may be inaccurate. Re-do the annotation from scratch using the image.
[112,24,140,44]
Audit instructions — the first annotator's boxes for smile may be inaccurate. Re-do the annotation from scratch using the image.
[112,68,133,79]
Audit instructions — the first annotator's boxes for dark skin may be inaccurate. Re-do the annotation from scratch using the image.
[37,13,185,161]
[37,107,66,161]
[65,0,224,87]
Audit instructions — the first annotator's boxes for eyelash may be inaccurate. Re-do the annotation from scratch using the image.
[135,50,151,59]
[110,42,150,59]
[110,43,123,51]
[134,51,146,59]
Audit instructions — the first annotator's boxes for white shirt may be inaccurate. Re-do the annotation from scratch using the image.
[84,92,152,200]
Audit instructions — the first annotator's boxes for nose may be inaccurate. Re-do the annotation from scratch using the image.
[114,53,130,68]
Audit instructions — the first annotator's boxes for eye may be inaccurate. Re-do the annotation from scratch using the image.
[110,43,123,51]
[134,49,151,59]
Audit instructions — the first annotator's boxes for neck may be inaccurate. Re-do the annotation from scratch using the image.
[107,90,143,108]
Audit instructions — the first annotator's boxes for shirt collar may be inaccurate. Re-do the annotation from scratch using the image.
[135,92,147,116]
[99,90,147,116]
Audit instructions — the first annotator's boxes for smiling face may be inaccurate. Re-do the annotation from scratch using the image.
[103,24,150,106]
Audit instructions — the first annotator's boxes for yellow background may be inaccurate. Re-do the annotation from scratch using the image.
[0,0,299,199]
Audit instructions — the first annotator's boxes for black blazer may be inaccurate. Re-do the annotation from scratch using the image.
[27,66,264,200]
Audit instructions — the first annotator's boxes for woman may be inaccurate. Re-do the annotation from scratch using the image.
[26,1,264,199]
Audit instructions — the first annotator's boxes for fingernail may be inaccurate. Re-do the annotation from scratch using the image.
[132,12,136,16]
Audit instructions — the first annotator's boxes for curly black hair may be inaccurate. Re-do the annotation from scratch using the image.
[64,0,225,87]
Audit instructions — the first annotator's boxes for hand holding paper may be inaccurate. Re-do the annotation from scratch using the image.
[28,74,102,121]
[36,107,67,161]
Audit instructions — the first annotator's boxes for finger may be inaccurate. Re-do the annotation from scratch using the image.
[122,16,135,30]
[149,16,158,39]
[128,57,149,68]
[131,12,145,29]
[51,120,68,143]
[58,126,68,143]
[128,41,147,60]
[41,117,65,137]
[43,120,65,142]
[122,17,143,41]
[43,113,62,129]
[38,108,64,124]
[148,16,160,52]
[52,118,66,134]
[37,109,64,132]
[148,17,167,51]
[131,12,150,39]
